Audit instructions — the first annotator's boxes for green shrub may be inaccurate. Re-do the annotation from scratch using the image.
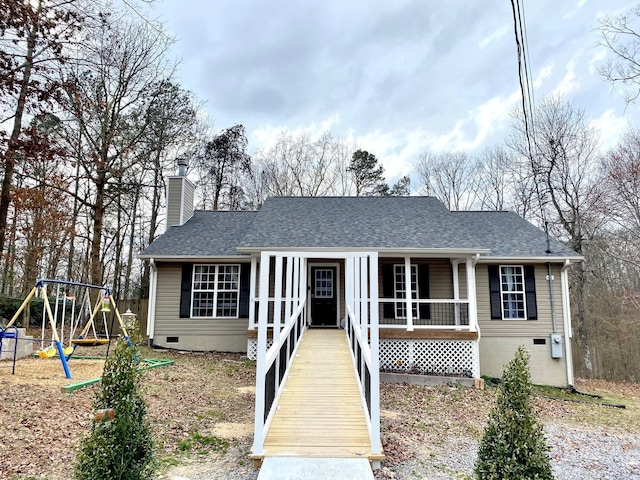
[475,346,553,480]
[74,339,155,480]
[0,296,44,327]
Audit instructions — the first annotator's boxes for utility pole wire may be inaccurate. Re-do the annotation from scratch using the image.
[510,0,549,230]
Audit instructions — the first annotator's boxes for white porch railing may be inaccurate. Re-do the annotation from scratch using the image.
[344,254,382,463]
[379,299,474,329]
[252,253,307,457]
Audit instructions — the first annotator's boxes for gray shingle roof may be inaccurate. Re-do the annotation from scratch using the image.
[139,197,581,260]
[138,211,257,258]
[452,211,580,258]
[238,196,469,250]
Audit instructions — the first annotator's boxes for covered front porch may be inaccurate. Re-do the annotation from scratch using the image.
[247,252,482,376]
[247,250,483,467]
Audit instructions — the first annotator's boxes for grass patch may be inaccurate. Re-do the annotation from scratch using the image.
[177,432,230,455]
[533,384,625,408]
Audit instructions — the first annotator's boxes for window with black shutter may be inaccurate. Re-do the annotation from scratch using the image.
[489,265,537,320]
[179,263,248,318]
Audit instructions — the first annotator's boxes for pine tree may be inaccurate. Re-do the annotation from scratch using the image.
[475,346,553,480]
[74,339,155,480]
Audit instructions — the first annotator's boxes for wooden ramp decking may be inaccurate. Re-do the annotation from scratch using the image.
[261,329,380,461]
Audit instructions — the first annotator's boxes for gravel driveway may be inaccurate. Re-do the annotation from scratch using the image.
[382,424,640,480]
[162,424,640,480]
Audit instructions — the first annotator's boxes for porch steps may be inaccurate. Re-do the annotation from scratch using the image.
[260,329,381,462]
[257,457,374,480]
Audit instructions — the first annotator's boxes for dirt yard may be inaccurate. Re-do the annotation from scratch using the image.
[0,346,256,479]
[2,346,640,480]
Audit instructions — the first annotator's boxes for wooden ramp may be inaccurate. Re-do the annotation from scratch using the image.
[262,329,380,461]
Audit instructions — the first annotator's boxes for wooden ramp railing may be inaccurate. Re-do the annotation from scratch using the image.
[259,329,382,462]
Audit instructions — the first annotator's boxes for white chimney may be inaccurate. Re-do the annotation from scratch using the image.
[165,157,195,231]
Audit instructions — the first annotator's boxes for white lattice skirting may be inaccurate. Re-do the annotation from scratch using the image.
[379,339,479,378]
[249,337,479,378]
[247,338,273,360]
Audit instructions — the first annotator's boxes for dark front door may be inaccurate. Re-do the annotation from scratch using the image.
[310,266,337,326]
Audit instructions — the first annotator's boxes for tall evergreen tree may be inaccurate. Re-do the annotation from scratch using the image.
[347,149,387,196]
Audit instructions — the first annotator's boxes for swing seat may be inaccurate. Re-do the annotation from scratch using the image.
[38,347,56,358]
[63,346,74,356]
[71,338,110,346]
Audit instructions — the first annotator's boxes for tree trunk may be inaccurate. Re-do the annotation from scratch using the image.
[66,137,82,281]
[124,186,140,301]
[91,175,107,288]
[0,2,40,269]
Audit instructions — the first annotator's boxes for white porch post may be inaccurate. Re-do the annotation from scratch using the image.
[451,259,461,326]
[292,257,300,337]
[360,256,368,345]
[300,258,308,325]
[285,256,293,326]
[465,258,478,332]
[248,255,257,330]
[354,256,361,328]
[369,252,381,461]
[345,257,353,321]
[273,256,283,343]
[252,251,271,456]
[404,256,414,331]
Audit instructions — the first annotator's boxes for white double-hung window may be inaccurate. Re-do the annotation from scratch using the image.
[500,265,526,319]
[394,264,418,318]
[191,264,240,318]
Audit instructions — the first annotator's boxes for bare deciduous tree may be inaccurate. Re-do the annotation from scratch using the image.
[415,151,480,210]
[508,94,602,377]
[251,131,347,204]
[599,128,640,269]
[62,13,173,288]
[0,0,82,286]
[598,5,640,104]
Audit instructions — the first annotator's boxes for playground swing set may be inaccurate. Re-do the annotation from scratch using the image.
[0,278,131,380]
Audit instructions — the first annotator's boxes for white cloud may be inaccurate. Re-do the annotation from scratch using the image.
[562,0,588,19]
[533,64,554,88]
[479,26,509,49]
[588,49,607,76]
[551,59,581,97]
[591,109,630,151]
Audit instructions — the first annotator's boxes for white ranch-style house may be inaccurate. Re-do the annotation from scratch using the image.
[139,169,582,465]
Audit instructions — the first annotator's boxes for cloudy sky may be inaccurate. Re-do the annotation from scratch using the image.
[151,0,638,181]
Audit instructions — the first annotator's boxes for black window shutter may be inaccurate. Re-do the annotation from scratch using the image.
[179,263,193,318]
[382,264,394,319]
[239,263,250,318]
[418,264,431,320]
[488,265,502,320]
[524,265,537,320]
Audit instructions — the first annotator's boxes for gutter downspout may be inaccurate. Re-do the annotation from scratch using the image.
[561,259,574,386]
[147,258,158,346]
